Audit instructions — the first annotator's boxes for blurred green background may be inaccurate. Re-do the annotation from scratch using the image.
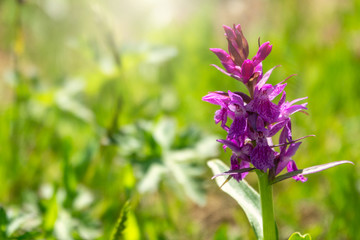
[0,0,359,239]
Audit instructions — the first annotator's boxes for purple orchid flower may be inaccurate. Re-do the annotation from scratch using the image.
[203,24,353,184]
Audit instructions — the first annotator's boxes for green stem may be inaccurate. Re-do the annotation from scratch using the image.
[257,170,277,240]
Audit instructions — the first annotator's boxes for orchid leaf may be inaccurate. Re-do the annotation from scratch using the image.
[207,159,263,240]
[288,232,312,240]
[272,160,354,184]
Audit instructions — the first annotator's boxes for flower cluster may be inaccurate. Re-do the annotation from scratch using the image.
[203,24,309,182]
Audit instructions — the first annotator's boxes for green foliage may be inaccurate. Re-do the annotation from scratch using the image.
[207,160,263,240]
[0,206,7,239]
[42,192,58,232]
[110,201,130,240]
[117,117,218,205]
[288,232,312,240]
[213,224,228,240]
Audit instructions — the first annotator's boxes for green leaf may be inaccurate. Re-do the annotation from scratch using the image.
[288,232,312,240]
[0,206,7,239]
[138,164,167,193]
[122,209,140,240]
[272,160,354,184]
[9,231,42,240]
[55,80,94,123]
[110,201,130,240]
[207,159,263,240]
[153,118,176,150]
[213,224,228,240]
[167,158,206,206]
[43,191,58,232]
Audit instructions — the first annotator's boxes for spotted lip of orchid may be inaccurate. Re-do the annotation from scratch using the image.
[203,24,317,183]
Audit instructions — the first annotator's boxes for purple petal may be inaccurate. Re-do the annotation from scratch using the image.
[210,48,231,62]
[252,41,272,66]
[233,91,251,103]
[256,66,279,90]
[241,143,254,155]
[274,140,302,175]
[269,83,287,100]
[247,112,258,131]
[228,91,244,106]
[255,116,266,132]
[223,25,236,40]
[268,121,287,137]
[223,25,249,66]
[214,107,228,128]
[234,24,249,60]
[223,26,243,66]
[279,121,292,145]
[231,155,251,181]
[283,104,308,116]
[228,116,247,139]
[288,97,308,106]
[284,142,302,159]
[241,59,254,81]
[246,96,280,123]
[217,139,241,154]
[287,160,307,182]
[278,97,308,120]
[210,48,238,73]
[275,158,287,176]
[202,91,228,105]
[254,62,263,80]
[250,144,276,171]
[210,64,242,81]
[237,159,251,180]
[211,64,233,77]
[278,92,286,107]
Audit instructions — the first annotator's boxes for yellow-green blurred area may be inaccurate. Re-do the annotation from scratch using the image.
[0,0,359,239]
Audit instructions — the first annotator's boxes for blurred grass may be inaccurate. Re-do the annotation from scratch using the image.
[0,0,359,239]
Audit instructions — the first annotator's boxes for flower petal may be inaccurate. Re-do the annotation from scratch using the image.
[231,155,251,181]
[250,144,276,171]
[256,65,279,90]
[241,59,254,81]
[252,41,272,66]
[202,91,228,105]
[287,160,307,182]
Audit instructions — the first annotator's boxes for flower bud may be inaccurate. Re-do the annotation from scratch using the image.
[241,60,254,82]
[253,42,272,66]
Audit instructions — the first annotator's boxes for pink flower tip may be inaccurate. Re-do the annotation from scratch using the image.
[241,60,254,81]
[253,41,273,66]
